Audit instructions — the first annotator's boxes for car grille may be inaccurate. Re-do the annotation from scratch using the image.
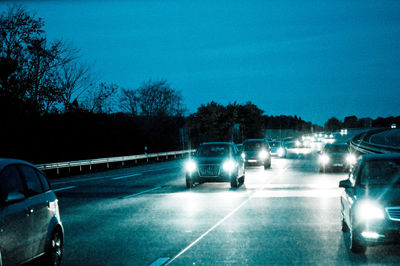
[385,207,400,221]
[198,165,220,177]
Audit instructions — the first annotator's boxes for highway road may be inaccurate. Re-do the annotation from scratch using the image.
[49,149,400,265]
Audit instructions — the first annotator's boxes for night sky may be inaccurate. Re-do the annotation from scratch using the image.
[2,0,400,125]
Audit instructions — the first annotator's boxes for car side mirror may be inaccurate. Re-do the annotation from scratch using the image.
[339,179,353,189]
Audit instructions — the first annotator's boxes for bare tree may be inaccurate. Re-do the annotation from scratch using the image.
[136,79,185,117]
[83,82,118,114]
[119,88,139,116]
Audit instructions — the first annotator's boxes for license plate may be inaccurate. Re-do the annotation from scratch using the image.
[333,163,343,167]
[248,160,257,163]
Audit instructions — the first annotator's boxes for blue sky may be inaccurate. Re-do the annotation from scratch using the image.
[2,0,400,125]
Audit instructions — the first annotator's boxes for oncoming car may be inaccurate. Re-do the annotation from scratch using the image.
[319,143,356,172]
[339,154,400,253]
[242,139,271,169]
[185,142,245,188]
[0,158,63,266]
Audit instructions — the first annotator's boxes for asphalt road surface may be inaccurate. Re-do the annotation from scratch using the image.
[50,149,400,265]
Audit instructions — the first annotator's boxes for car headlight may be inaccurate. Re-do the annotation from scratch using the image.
[320,154,329,165]
[185,160,197,173]
[258,150,268,160]
[223,159,237,172]
[346,154,356,165]
[357,201,384,221]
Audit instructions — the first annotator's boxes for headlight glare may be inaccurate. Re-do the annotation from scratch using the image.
[278,148,285,157]
[223,160,236,172]
[320,154,329,165]
[357,201,384,220]
[346,154,356,165]
[258,150,268,160]
[185,160,197,173]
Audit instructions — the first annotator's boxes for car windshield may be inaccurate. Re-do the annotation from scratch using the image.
[360,159,400,186]
[243,141,266,151]
[197,144,233,157]
[325,145,348,153]
[269,142,281,148]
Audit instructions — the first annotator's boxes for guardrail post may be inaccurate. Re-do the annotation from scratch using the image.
[80,165,82,172]
[57,168,59,175]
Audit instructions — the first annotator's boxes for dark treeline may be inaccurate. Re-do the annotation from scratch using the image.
[186,101,317,147]
[324,115,399,131]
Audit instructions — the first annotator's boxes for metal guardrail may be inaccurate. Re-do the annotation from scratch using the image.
[37,149,195,174]
[350,129,400,154]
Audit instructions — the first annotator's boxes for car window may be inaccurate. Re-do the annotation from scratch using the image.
[0,165,26,202]
[18,165,44,196]
[36,170,50,191]
[197,145,232,157]
[359,160,400,186]
[243,141,266,151]
[325,145,348,153]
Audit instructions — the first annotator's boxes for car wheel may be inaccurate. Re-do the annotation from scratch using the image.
[44,229,63,266]
[230,176,238,188]
[264,160,271,169]
[239,173,245,184]
[186,176,194,188]
[350,228,366,253]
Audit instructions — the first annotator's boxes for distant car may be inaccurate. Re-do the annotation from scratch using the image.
[339,154,400,253]
[242,139,271,169]
[185,142,245,188]
[319,143,356,172]
[0,158,63,266]
[269,141,287,158]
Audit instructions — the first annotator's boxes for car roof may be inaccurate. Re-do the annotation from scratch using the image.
[0,158,38,171]
[200,142,234,146]
[243,139,266,142]
[361,153,400,161]
[324,143,348,147]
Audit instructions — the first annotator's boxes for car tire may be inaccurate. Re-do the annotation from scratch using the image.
[350,228,366,253]
[186,177,194,188]
[264,161,271,169]
[239,173,245,184]
[230,176,238,188]
[44,229,63,266]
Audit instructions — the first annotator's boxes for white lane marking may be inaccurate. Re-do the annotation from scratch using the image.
[166,194,253,265]
[121,186,162,199]
[53,186,77,192]
[166,164,291,265]
[149,257,170,266]
[112,173,141,180]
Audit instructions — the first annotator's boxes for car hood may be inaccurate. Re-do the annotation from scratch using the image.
[325,152,346,157]
[194,156,232,165]
[357,186,400,206]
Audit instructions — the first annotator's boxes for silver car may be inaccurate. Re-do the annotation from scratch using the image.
[0,159,63,265]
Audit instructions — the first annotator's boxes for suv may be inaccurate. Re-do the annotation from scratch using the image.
[242,139,271,169]
[339,154,400,253]
[185,142,245,188]
[0,159,63,265]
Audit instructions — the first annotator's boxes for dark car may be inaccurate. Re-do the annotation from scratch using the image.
[319,143,356,172]
[339,154,400,253]
[0,159,63,266]
[242,139,271,169]
[269,141,287,158]
[185,142,245,188]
